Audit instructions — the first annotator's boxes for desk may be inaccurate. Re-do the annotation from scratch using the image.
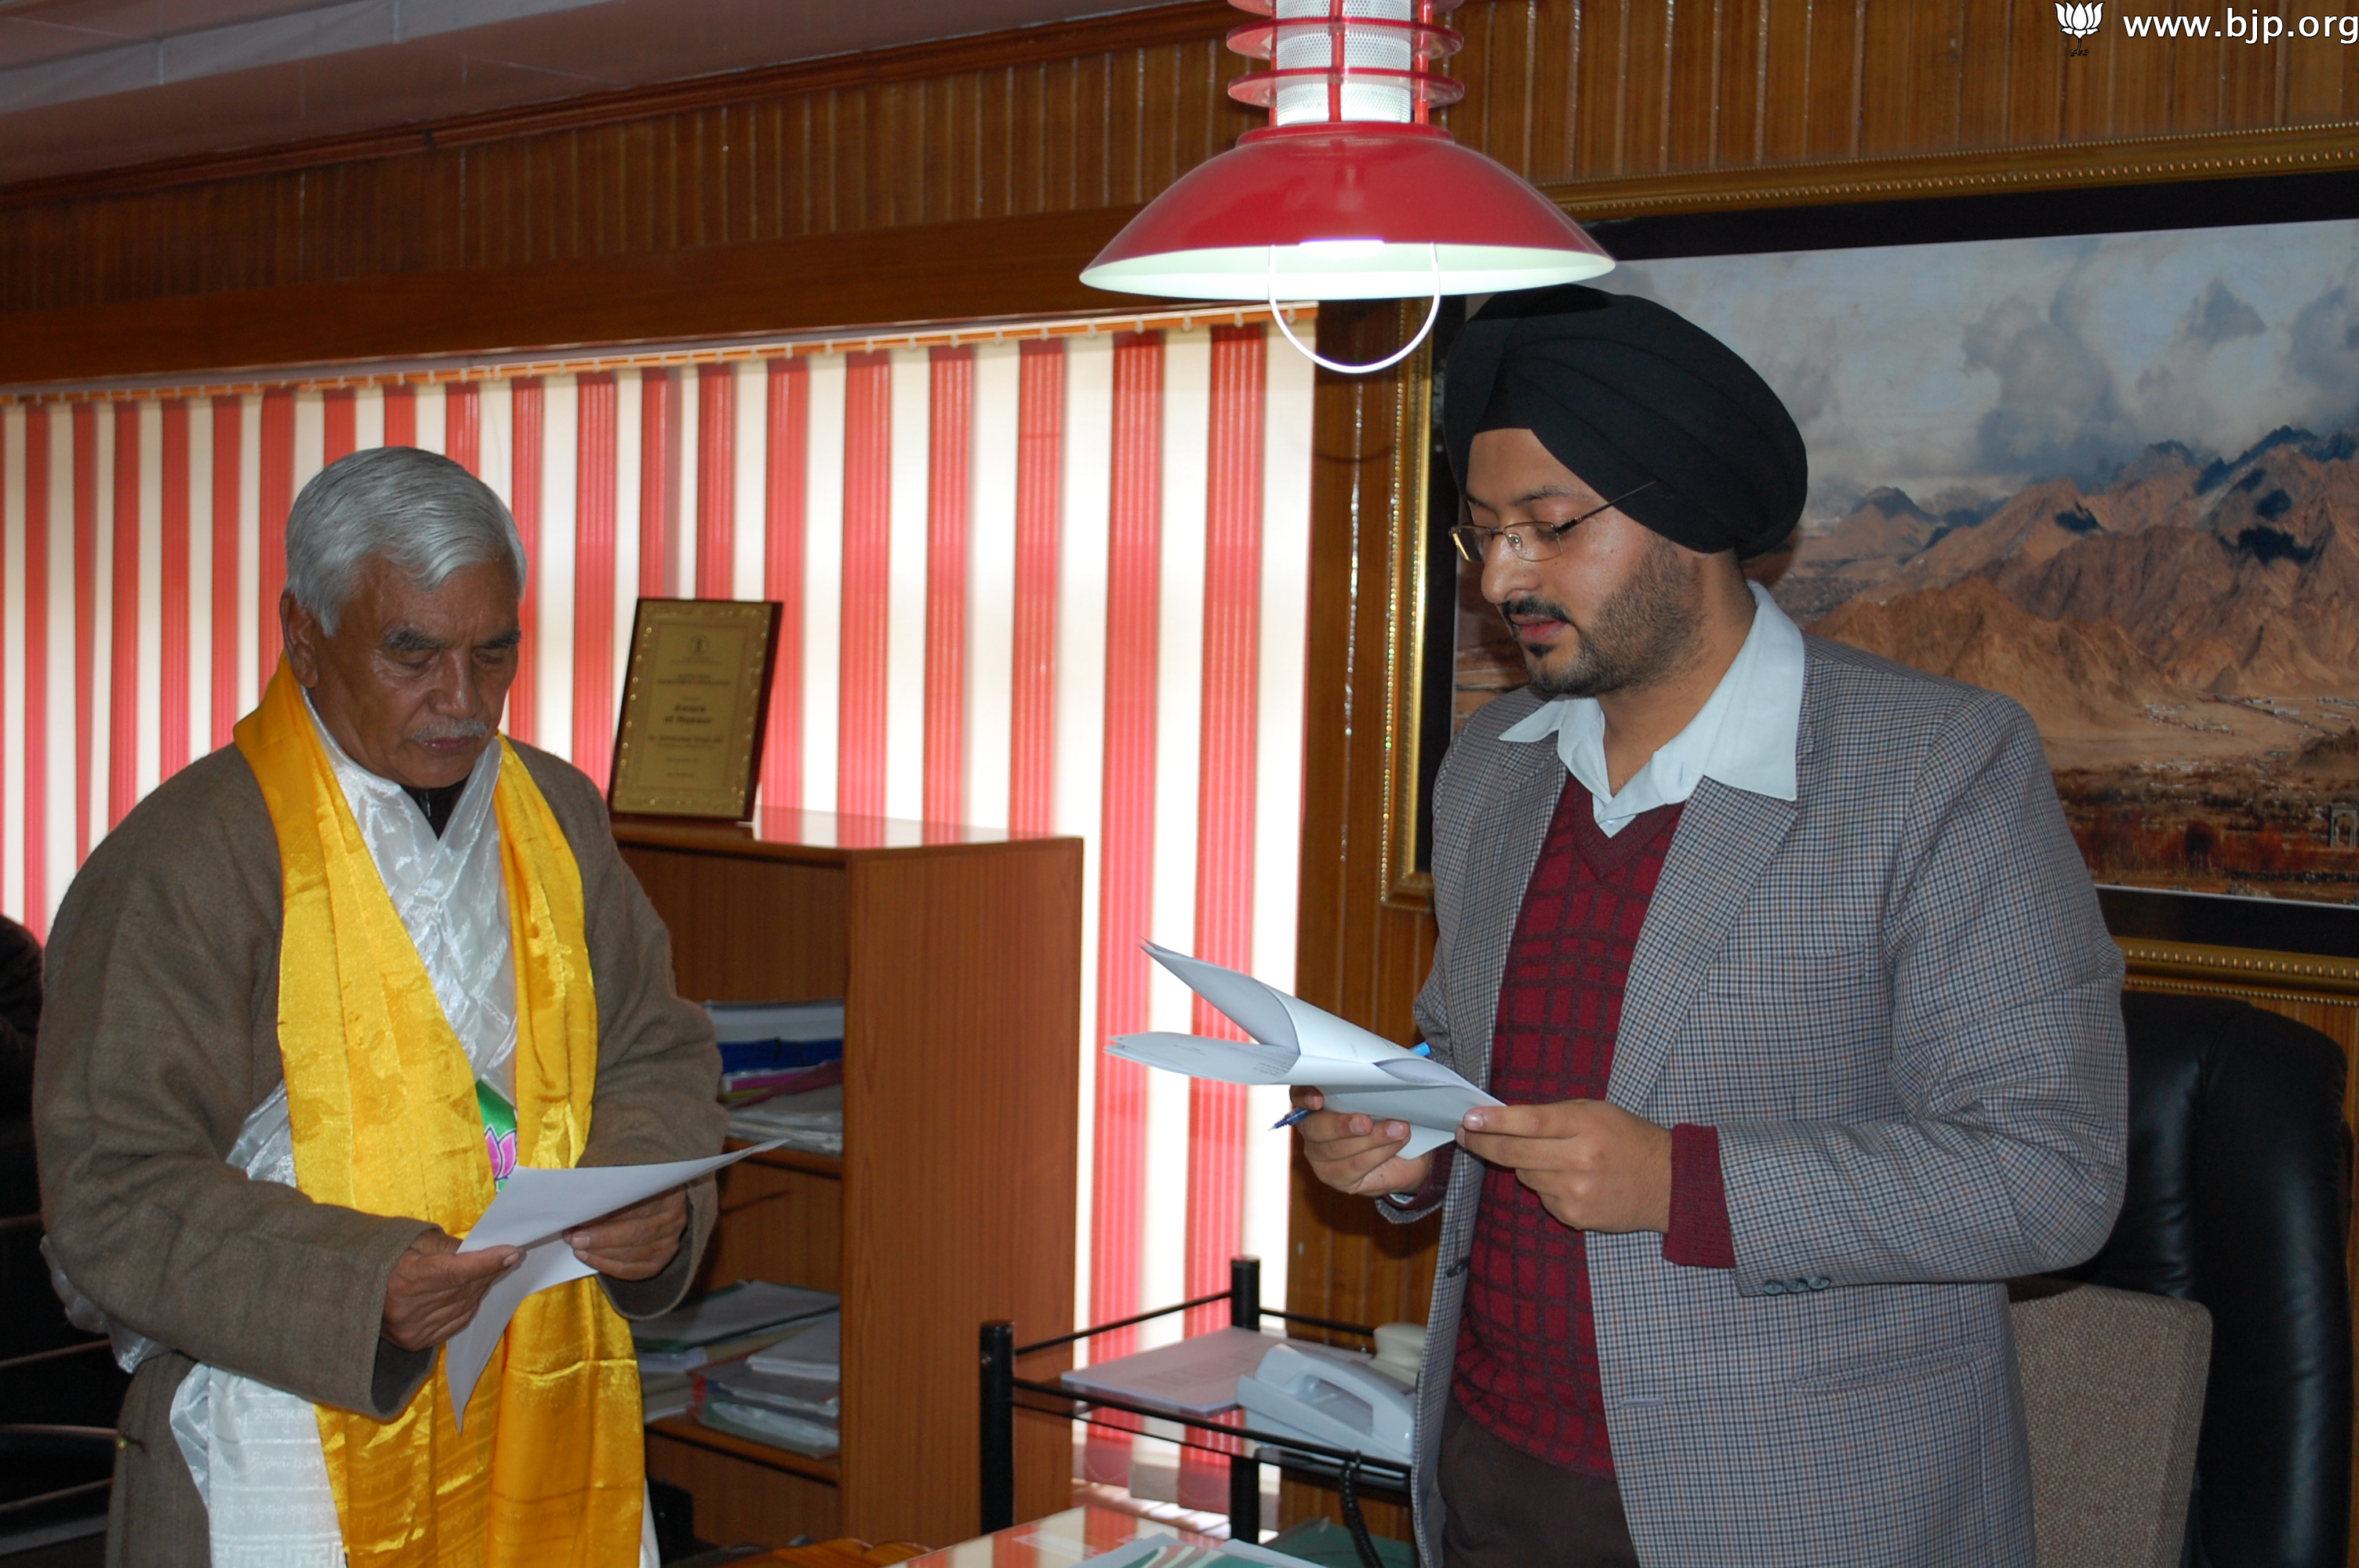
[899,1506,1222,1566]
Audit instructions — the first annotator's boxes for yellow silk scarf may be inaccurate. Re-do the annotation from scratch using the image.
[236,662,644,1568]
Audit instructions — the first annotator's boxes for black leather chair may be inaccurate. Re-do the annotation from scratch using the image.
[2060,993,2354,1568]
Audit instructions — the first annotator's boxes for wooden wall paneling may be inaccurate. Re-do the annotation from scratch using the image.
[0,202,1152,385]
[2284,24,2348,122]
[0,9,1249,316]
[9,0,2359,379]
[1558,0,1620,180]
[1803,0,1865,161]
[1891,0,1967,153]
[1754,0,1809,162]
[1518,0,1579,183]
[1666,0,1726,173]
[1950,0,2010,146]
[1455,0,1533,177]
[2111,20,2175,136]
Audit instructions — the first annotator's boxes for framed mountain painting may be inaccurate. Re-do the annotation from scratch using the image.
[1425,180,2359,950]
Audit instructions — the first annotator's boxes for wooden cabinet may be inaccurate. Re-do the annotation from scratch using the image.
[616,814,1082,1551]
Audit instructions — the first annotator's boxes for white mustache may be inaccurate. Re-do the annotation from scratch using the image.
[410,720,491,743]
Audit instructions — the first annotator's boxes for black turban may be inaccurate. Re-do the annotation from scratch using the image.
[1443,285,1808,559]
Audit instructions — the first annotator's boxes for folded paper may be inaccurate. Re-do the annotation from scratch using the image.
[1110,943,1498,1157]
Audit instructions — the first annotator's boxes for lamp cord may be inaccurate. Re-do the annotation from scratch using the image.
[1267,243,1444,376]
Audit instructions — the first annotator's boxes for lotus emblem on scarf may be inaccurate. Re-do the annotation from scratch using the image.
[2056,2,2103,36]
[486,1125,518,1186]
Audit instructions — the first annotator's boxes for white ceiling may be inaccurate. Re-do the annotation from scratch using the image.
[0,0,1174,187]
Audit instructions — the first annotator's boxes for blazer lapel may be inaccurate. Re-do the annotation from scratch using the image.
[1608,779,1797,1112]
[1451,736,1567,1094]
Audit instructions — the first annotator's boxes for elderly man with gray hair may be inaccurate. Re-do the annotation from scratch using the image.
[36,447,725,1568]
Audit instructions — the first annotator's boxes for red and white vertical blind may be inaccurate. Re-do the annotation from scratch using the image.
[0,321,1315,1381]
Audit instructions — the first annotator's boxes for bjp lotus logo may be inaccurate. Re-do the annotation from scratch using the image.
[2057,2,2103,47]
[485,1124,518,1186]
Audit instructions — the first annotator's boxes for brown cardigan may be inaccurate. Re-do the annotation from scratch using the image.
[33,739,726,1567]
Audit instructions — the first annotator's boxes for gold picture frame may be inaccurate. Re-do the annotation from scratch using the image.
[608,597,783,820]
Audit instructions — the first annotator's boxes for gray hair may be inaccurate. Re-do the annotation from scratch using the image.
[285,446,529,633]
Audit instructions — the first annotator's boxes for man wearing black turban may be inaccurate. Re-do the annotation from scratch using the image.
[1292,288,2125,1568]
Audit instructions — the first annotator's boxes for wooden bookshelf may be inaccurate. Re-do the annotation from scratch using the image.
[617,811,1082,1550]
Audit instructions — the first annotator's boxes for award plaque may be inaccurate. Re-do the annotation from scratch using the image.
[609,598,783,820]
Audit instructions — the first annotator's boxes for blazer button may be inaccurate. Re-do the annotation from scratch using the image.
[1760,1281,1786,1295]
[1808,1276,1831,1291]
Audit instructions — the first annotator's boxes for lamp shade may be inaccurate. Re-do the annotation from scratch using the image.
[1081,124,1612,301]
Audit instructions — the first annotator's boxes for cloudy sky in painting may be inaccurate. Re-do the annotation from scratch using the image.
[1608,217,2359,531]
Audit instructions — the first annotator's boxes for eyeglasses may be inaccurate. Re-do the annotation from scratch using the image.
[1448,481,1658,564]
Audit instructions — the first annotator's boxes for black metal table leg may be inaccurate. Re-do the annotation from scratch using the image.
[980,1320,1016,1533]
[1229,1450,1262,1544]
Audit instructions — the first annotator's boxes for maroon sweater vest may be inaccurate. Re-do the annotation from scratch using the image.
[1450,776,1732,1478]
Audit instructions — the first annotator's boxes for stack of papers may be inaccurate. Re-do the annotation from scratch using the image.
[445,1139,789,1426]
[695,1397,841,1457]
[725,1084,844,1156]
[1111,944,1499,1159]
[691,1308,843,1455]
[640,1369,694,1423]
[632,1280,840,1375]
[1060,1327,1281,1417]
[747,1311,839,1380]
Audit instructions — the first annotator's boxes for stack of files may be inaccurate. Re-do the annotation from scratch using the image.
[708,999,845,1076]
[631,1279,840,1377]
[724,1083,844,1156]
[639,1369,694,1423]
[692,1310,841,1457]
[720,1057,842,1108]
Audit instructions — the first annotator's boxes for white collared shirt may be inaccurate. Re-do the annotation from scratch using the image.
[1497,580,1805,835]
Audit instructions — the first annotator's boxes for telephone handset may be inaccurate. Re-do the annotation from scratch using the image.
[1234,1343,1416,1466]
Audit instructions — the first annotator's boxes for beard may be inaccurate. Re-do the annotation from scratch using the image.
[1503,534,1706,699]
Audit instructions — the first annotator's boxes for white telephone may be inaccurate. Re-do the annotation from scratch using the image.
[1234,1343,1416,1467]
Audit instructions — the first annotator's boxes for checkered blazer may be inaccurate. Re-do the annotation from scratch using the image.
[1397,633,2128,1567]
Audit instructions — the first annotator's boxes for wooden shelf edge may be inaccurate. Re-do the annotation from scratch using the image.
[647,1415,842,1484]
[724,1138,846,1178]
[614,818,1085,865]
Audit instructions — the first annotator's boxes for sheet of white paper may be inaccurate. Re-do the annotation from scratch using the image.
[1139,944,1300,1051]
[1109,1033,1304,1084]
[1116,946,1500,1155]
[1144,942,1420,1069]
[442,1140,785,1426]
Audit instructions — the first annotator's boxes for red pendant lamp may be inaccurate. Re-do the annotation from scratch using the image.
[1081,0,1615,371]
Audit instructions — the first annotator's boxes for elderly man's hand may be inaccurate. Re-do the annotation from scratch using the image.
[1292,1087,1435,1199]
[1456,1100,1673,1233]
[565,1188,687,1282]
[382,1231,521,1352]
